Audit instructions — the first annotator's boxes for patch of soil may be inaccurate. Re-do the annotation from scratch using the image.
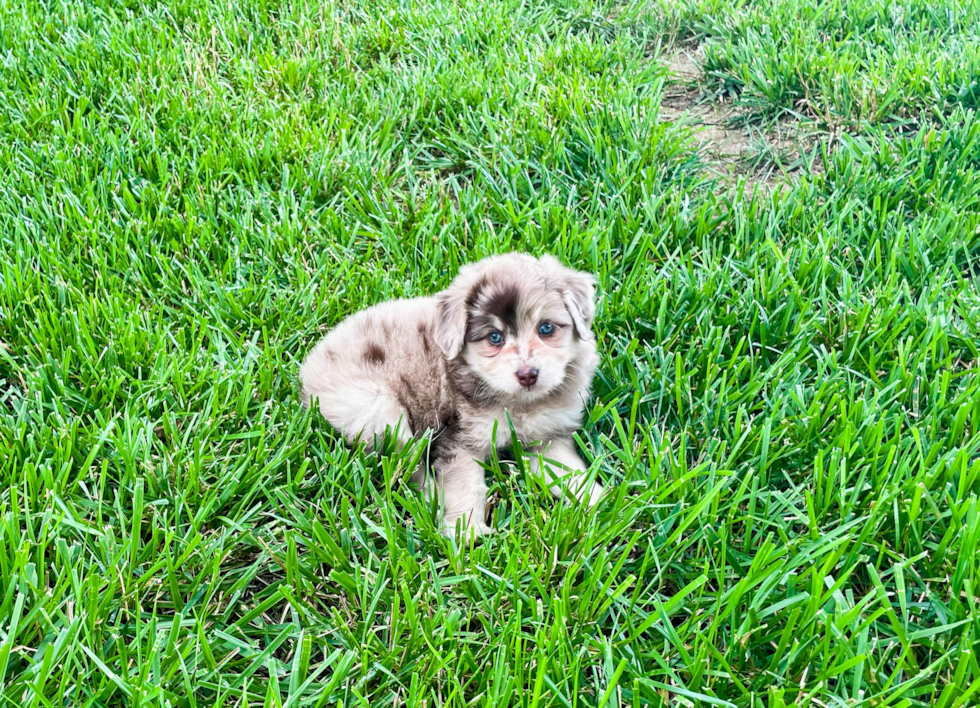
[660,44,824,193]
[665,45,700,82]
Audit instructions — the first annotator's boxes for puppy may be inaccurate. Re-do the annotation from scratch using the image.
[299,252,602,537]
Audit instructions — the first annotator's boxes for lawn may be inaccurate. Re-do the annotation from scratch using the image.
[1,0,980,705]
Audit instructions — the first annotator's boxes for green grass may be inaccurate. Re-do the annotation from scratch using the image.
[655,0,980,126]
[1,0,980,705]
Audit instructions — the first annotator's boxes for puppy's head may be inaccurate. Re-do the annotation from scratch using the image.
[436,253,597,402]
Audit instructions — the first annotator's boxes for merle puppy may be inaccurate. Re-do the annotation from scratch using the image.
[299,252,602,537]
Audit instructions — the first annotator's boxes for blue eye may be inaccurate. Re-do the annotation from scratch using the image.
[488,331,503,345]
[538,322,554,336]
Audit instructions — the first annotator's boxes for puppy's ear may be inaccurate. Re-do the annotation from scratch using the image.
[543,256,596,339]
[435,265,481,359]
[435,290,467,359]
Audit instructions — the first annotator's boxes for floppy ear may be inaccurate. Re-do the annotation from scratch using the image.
[562,272,596,339]
[435,289,467,359]
[543,256,596,339]
[435,265,481,359]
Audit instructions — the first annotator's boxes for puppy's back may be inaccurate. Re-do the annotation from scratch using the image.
[299,297,449,439]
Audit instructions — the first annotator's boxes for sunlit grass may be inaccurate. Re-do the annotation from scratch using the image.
[1,0,979,705]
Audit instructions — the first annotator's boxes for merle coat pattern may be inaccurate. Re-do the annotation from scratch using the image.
[299,252,602,537]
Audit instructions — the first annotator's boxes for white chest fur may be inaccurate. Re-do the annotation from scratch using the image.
[463,400,584,454]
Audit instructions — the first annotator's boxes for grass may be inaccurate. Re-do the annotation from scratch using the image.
[655,0,980,126]
[1,0,979,705]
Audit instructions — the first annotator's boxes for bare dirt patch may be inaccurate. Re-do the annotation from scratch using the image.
[666,44,700,82]
[660,44,823,193]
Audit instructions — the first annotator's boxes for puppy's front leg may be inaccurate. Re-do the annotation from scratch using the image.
[528,438,603,507]
[433,452,492,538]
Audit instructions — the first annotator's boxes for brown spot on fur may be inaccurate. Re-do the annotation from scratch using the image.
[465,314,497,343]
[465,278,488,309]
[395,375,421,433]
[418,322,432,354]
[464,284,523,343]
[428,405,460,463]
[398,374,417,399]
[482,285,520,331]
[363,343,386,364]
[446,358,498,408]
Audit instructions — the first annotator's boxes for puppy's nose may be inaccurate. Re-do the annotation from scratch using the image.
[516,367,539,388]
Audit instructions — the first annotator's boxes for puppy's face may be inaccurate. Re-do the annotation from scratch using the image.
[436,253,596,403]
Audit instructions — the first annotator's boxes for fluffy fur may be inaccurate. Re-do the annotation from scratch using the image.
[299,252,602,537]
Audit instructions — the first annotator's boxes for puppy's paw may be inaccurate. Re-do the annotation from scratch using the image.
[585,482,604,508]
[564,477,603,507]
[442,514,493,541]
